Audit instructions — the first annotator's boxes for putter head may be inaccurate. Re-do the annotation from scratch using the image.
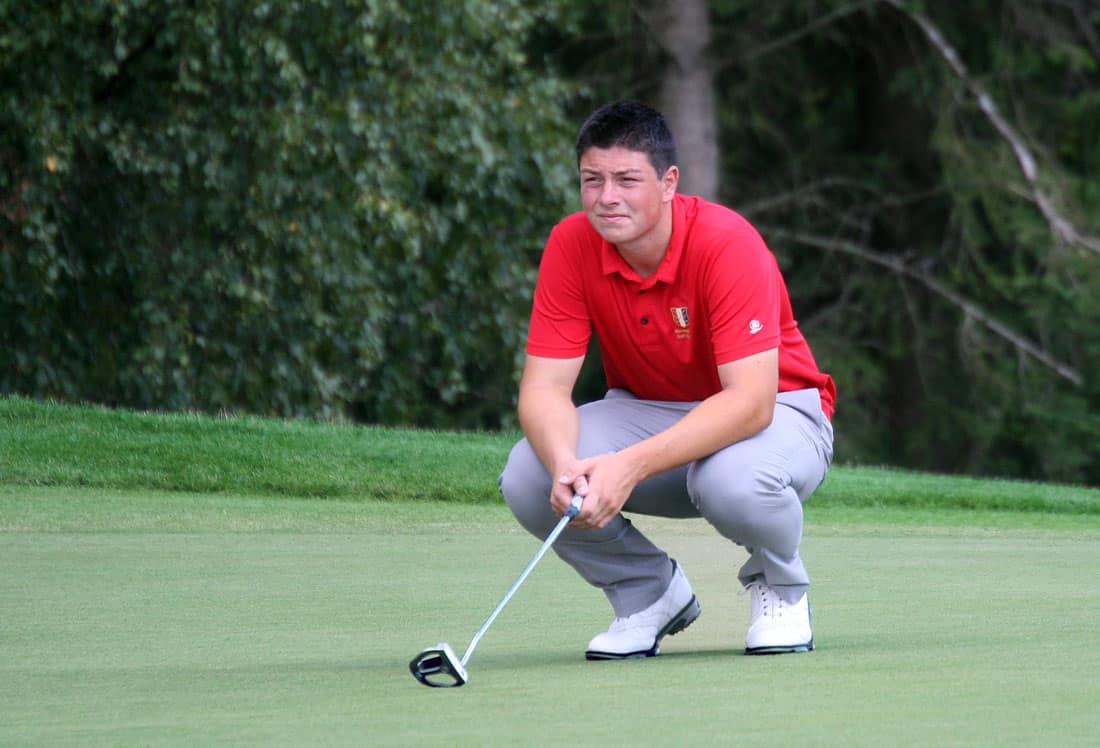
[409,642,468,688]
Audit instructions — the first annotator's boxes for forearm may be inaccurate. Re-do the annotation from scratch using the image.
[616,347,780,481]
[620,387,774,484]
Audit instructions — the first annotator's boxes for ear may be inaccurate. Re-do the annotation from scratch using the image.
[661,165,679,202]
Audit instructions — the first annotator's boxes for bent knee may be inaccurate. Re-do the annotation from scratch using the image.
[499,438,555,532]
[688,458,797,522]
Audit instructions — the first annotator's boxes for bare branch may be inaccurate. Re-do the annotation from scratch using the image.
[737,1,876,65]
[739,178,943,218]
[767,227,1085,386]
[737,177,880,216]
[883,0,1100,256]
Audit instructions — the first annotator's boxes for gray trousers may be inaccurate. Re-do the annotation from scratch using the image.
[499,387,834,616]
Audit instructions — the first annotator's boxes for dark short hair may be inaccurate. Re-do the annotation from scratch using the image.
[575,100,678,176]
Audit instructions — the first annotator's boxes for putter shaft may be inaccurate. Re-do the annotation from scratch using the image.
[460,495,583,666]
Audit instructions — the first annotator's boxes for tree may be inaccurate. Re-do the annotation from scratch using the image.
[636,0,720,199]
[0,0,577,427]
[4,0,1098,483]
[707,0,1100,481]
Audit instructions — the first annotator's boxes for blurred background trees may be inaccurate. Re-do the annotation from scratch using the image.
[3,0,1098,483]
[1,0,575,427]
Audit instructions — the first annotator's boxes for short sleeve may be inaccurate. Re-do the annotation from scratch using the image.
[526,228,592,358]
[705,224,782,365]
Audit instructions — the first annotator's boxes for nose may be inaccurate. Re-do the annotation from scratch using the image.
[598,181,620,206]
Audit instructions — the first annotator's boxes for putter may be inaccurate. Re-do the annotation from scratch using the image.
[409,494,584,688]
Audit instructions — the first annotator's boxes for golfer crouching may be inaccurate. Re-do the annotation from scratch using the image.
[499,101,836,659]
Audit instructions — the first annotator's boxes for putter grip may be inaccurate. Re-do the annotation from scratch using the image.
[565,494,584,519]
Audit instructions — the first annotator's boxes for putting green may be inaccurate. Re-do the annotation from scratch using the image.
[2,488,1098,746]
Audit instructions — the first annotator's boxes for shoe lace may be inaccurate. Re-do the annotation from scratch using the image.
[607,609,650,631]
[607,616,632,632]
[607,598,667,631]
[743,582,787,620]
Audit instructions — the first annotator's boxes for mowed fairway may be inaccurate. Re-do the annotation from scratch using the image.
[2,487,1099,746]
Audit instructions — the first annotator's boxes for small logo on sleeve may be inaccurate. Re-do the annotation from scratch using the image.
[748,319,764,335]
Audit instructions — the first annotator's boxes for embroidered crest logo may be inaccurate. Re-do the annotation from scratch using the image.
[749,319,764,335]
[670,306,691,339]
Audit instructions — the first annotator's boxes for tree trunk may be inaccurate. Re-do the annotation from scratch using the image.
[636,0,719,200]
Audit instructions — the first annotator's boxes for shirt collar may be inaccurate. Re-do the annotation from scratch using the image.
[598,195,687,290]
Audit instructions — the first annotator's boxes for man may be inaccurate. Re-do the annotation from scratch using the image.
[499,100,835,659]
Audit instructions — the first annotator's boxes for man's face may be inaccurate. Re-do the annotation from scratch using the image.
[579,146,677,251]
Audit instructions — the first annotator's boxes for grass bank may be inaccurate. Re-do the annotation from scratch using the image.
[2,396,1098,519]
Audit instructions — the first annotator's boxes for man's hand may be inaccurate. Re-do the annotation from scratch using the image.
[558,451,642,529]
[549,464,586,517]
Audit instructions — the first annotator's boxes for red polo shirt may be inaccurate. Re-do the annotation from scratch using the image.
[526,194,836,419]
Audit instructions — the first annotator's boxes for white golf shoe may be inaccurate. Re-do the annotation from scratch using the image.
[585,561,701,660]
[743,581,814,654]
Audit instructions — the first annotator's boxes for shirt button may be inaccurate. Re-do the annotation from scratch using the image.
[641,317,649,325]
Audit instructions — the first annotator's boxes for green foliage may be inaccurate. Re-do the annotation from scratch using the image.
[716,0,1100,483]
[3,0,1099,484]
[884,1,1100,482]
[0,0,576,426]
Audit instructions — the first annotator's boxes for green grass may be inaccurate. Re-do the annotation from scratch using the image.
[0,396,514,502]
[2,395,1100,745]
[1,489,1098,746]
[3,396,1099,515]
